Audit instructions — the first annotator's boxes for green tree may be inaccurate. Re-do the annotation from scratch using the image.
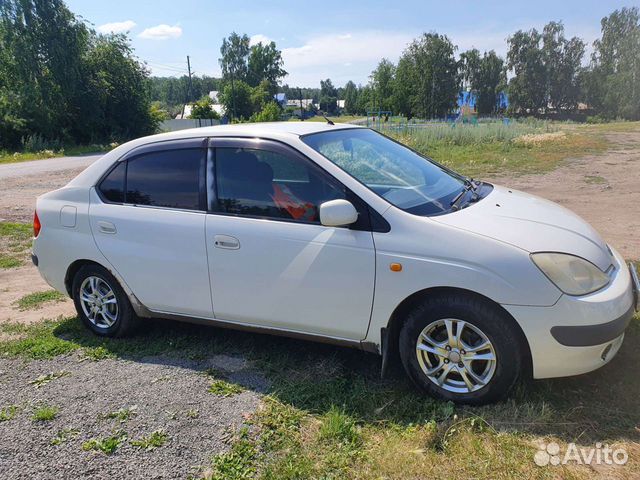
[319,78,338,114]
[392,56,415,118]
[0,0,156,148]
[78,34,156,142]
[343,81,358,114]
[586,7,640,119]
[370,58,396,111]
[250,101,280,122]
[247,40,286,93]
[218,80,253,120]
[542,22,585,112]
[219,32,250,83]
[459,48,481,91]
[506,29,547,114]
[475,51,506,115]
[393,33,460,119]
[189,96,219,119]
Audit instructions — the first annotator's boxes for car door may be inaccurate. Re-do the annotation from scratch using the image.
[205,137,376,340]
[89,138,214,319]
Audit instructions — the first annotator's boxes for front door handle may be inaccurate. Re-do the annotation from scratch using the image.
[213,234,240,250]
[97,221,117,234]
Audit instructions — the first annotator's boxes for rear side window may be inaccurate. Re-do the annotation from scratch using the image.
[99,162,126,203]
[126,149,203,210]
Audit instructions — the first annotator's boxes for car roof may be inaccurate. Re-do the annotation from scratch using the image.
[157,121,362,140]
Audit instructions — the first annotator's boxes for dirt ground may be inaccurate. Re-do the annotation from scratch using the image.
[488,130,640,261]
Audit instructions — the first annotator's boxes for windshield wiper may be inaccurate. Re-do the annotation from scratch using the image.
[450,179,481,211]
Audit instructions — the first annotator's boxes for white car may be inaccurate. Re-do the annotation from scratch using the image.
[32,122,639,404]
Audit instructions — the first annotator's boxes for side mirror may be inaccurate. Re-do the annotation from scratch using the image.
[319,199,358,227]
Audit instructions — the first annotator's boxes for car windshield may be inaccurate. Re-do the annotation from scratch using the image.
[302,128,467,216]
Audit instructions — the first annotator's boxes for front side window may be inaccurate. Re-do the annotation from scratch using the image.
[126,149,202,210]
[302,128,468,216]
[214,147,345,222]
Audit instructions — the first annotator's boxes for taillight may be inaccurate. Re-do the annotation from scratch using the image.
[33,211,41,238]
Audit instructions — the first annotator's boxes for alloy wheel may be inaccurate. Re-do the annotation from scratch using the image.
[415,318,497,393]
[79,276,119,328]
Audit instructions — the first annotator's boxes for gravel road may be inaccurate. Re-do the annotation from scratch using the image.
[0,154,102,180]
[0,352,266,479]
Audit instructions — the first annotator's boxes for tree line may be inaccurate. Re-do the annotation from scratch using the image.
[322,7,640,121]
[0,0,163,150]
[2,1,639,151]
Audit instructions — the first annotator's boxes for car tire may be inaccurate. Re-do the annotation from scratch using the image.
[72,264,138,337]
[399,293,522,405]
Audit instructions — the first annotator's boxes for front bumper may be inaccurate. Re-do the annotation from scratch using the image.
[504,248,636,379]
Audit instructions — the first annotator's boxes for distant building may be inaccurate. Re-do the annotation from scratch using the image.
[457,90,509,113]
[174,90,225,119]
[274,93,287,107]
[336,99,346,109]
[286,98,314,109]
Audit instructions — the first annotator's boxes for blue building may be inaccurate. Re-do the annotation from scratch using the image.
[457,90,508,112]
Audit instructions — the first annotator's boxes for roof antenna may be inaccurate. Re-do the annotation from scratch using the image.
[319,111,334,125]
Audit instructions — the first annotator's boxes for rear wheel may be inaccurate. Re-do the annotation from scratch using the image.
[72,264,138,337]
[399,293,522,405]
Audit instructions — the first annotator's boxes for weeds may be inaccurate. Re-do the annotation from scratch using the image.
[103,405,137,423]
[208,428,257,480]
[208,380,244,397]
[0,405,18,422]
[51,428,80,446]
[130,429,168,450]
[82,431,126,455]
[14,290,66,311]
[32,404,59,422]
[0,222,32,269]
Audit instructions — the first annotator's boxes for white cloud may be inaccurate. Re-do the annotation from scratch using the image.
[250,34,272,46]
[96,20,136,34]
[138,24,182,40]
[280,31,414,86]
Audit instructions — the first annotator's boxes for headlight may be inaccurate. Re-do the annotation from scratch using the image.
[531,252,610,296]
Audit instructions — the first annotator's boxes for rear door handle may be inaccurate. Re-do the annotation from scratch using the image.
[97,221,117,234]
[213,234,240,250]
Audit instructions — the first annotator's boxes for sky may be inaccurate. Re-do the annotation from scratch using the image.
[66,0,640,88]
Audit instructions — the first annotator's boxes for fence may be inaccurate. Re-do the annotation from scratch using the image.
[159,118,220,132]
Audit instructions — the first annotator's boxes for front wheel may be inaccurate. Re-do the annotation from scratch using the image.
[72,264,138,337]
[399,294,522,405]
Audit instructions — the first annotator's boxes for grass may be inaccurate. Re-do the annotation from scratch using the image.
[386,121,616,178]
[14,290,66,311]
[0,222,32,269]
[585,174,607,184]
[32,404,59,422]
[130,429,168,450]
[0,144,109,165]
[208,379,244,397]
[82,432,126,455]
[0,405,18,422]
[1,312,638,478]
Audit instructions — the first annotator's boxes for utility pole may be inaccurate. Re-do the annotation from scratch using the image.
[186,55,194,104]
[299,87,303,121]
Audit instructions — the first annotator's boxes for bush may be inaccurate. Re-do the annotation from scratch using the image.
[22,135,63,153]
[250,102,281,122]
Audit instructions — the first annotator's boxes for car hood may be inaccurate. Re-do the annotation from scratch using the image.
[432,184,614,271]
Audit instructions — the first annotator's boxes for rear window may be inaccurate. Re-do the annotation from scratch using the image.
[98,162,126,203]
[126,149,202,210]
